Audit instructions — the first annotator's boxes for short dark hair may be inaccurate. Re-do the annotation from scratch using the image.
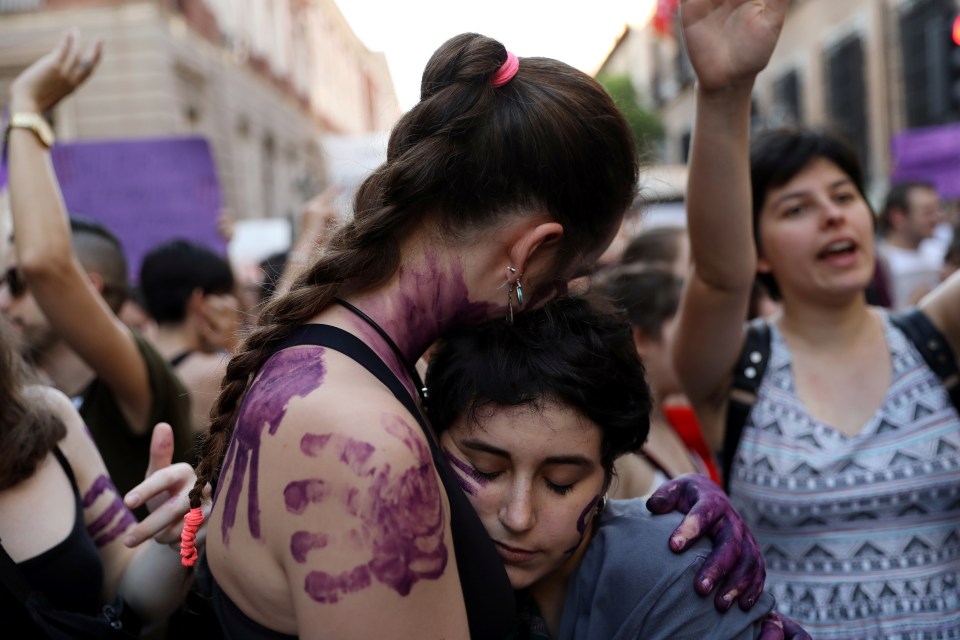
[140,239,235,324]
[425,295,651,475]
[592,265,682,340]
[879,181,937,235]
[621,226,686,268]
[69,216,129,313]
[749,128,869,300]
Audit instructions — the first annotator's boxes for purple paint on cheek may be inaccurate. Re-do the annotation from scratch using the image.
[301,433,376,477]
[82,475,113,508]
[305,566,372,604]
[576,495,602,535]
[290,531,329,563]
[442,447,489,496]
[219,347,327,544]
[284,479,329,514]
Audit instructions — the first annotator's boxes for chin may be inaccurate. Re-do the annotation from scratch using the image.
[505,565,538,591]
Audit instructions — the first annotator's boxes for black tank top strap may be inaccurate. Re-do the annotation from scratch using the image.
[169,350,195,368]
[51,447,81,498]
[276,324,516,639]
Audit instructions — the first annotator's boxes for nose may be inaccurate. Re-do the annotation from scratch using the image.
[499,481,536,534]
[821,198,846,227]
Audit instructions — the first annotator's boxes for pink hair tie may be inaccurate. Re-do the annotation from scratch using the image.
[180,506,204,567]
[491,51,519,88]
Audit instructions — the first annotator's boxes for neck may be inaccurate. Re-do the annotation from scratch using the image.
[37,340,95,398]
[151,322,201,361]
[778,294,874,348]
[529,520,594,637]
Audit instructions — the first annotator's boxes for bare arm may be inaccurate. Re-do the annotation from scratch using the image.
[918,269,960,361]
[275,186,340,298]
[672,0,788,449]
[8,31,153,434]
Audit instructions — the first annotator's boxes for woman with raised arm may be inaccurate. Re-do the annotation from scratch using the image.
[183,31,770,639]
[670,0,960,637]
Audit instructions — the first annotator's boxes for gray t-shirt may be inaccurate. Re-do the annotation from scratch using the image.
[559,500,776,640]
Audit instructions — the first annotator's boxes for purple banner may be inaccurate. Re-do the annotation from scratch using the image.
[891,123,960,199]
[50,136,225,283]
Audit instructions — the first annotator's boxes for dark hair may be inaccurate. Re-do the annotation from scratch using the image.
[257,250,288,304]
[0,316,66,490]
[620,226,686,268]
[69,216,129,313]
[879,181,937,235]
[425,296,651,475]
[749,128,868,300]
[140,239,235,324]
[190,33,640,507]
[592,265,682,339]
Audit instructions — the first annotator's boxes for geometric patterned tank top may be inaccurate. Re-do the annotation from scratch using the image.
[729,313,960,640]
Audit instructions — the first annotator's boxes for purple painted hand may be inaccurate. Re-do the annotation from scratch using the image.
[758,612,812,640]
[645,474,765,611]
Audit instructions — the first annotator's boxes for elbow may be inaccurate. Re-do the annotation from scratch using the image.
[18,250,79,287]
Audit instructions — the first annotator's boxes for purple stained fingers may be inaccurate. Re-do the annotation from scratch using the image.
[646,474,765,612]
[757,612,813,640]
[82,474,137,547]
[219,346,328,543]
[288,414,448,604]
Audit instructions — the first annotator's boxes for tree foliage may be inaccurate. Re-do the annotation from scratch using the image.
[598,73,665,160]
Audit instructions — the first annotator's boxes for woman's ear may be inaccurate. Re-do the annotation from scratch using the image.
[756,255,773,275]
[508,222,564,275]
[631,325,655,358]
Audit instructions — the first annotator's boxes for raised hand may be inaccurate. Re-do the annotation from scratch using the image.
[9,28,102,113]
[123,423,210,548]
[646,474,765,611]
[680,0,788,92]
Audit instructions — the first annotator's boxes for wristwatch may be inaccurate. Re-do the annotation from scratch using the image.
[5,112,55,148]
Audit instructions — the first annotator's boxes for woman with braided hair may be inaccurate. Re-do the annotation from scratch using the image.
[187,33,771,639]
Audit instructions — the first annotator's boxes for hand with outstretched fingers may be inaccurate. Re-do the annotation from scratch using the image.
[680,0,788,93]
[9,28,102,113]
[122,422,211,548]
[646,474,765,611]
[758,611,813,640]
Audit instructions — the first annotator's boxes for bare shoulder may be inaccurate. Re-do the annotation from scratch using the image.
[919,270,960,357]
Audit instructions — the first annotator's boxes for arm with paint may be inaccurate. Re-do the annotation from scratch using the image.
[51,389,195,622]
[276,407,470,639]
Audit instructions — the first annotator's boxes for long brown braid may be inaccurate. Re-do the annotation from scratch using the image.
[188,32,640,509]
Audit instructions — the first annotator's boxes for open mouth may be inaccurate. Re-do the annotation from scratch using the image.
[817,239,856,260]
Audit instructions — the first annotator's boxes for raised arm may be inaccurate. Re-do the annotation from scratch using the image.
[7,31,153,434]
[919,269,960,361]
[672,0,788,449]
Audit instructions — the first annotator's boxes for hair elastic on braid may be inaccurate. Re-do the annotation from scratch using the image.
[180,506,204,567]
[491,51,519,87]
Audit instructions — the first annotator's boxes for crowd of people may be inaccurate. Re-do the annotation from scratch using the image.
[1,1,958,639]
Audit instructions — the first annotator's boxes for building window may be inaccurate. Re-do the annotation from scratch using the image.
[899,0,960,127]
[826,34,868,167]
[772,69,803,126]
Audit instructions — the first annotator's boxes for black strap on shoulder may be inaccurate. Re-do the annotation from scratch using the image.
[276,324,428,433]
[891,309,960,414]
[169,350,194,369]
[723,319,771,492]
[0,540,33,606]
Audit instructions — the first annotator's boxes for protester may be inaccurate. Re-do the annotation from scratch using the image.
[426,295,808,639]
[0,314,202,634]
[3,32,192,504]
[185,31,767,638]
[877,181,947,309]
[140,239,239,438]
[669,0,960,636]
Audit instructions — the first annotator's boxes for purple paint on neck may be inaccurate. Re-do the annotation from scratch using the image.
[305,566,372,604]
[284,479,329,515]
[442,447,490,496]
[301,433,376,477]
[82,475,113,508]
[290,531,329,563]
[219,346,327,544]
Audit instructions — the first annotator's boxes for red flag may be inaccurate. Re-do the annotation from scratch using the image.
[653,0,679,37]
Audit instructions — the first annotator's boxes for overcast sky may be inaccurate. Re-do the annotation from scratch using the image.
[334,0,659,110]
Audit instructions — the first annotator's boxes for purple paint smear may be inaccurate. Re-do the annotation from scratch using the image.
[564,494,602,555]
[301,433,376,477]
[300,413,448,603]
[284,479,329,515]
[442,447,490,496]
[50,137,225,283]
[219,347,327,544]
[291,531,329,563]
[82,474,137,547]
[82,475,113,508]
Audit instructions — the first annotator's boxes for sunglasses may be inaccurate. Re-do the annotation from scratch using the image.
[1,267,27,298]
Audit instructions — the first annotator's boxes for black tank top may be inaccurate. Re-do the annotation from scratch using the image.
[213,324,516,639]
[16,447,104,616]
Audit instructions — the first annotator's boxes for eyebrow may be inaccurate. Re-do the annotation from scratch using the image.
[771,178,853,208]
[459,438,595,467]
